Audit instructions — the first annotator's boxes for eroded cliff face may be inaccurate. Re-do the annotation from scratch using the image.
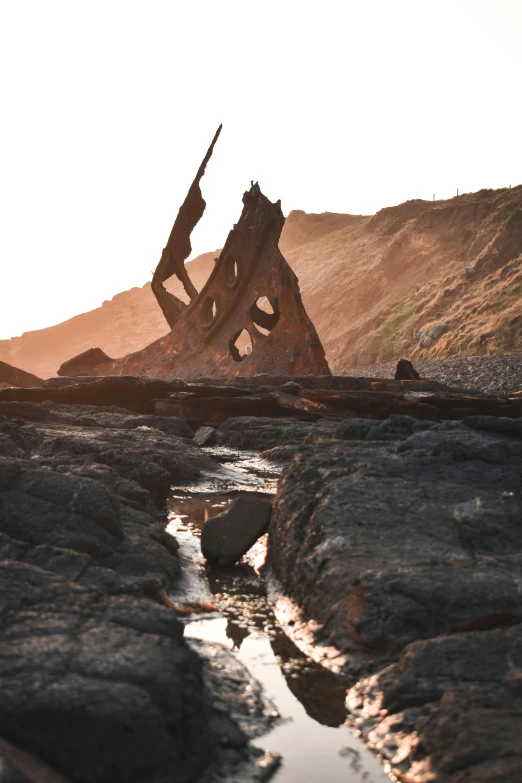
[281,185,522,371]
[1,185,521,378]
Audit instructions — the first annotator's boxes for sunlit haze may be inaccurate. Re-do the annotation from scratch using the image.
[1,0,521,339]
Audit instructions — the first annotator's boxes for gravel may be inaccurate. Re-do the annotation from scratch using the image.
[345,354,522,395]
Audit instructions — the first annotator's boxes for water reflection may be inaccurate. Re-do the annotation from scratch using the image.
[226,618,250,650]
[270,632,348,728]
[168,491,391,783]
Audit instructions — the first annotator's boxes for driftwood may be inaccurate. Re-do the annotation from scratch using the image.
[155,385,521,425]
[1,375,519,422]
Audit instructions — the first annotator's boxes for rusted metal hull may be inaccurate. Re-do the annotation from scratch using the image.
[88,183,330,380]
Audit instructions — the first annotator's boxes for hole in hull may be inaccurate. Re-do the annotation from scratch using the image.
[229,329,253,362]
[250,296,280,336]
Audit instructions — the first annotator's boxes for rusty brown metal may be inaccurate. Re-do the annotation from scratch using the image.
[98,181,331,379]
[151,124,222,329]
[58,127,331,379]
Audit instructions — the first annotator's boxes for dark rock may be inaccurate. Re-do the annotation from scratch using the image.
[271,415,522,780]
[0,402,278,782]
[0,360,42,389]
[271,418,522,672]
[259,445,300,463]
[0,401,51,421]
[215,416,339,451]
[0,419,43,458]
[0,376,182,414]
[34,423,215,504]
[347,624,522,782]
[334,413,435,442]
[201,495,272,565]
[194,425,217,447]
[394,357,420,380]
[0,559,212,783]
[0,399,194,439]
[0,457,182,586]
[57,348,114,377]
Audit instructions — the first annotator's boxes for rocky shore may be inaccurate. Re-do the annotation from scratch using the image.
[1,371,522,782]
[347,354,522,395]
[268,414,522,781]
[0,400,278,782]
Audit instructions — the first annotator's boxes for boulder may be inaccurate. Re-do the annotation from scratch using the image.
[193,425,217,447]
[394,357,420,380]
[0,360,42,389]
[201,495,272,565]
[429,322,449,340]
[57,347,114,377]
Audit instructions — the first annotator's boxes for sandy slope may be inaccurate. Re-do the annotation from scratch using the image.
[1,186,521,378]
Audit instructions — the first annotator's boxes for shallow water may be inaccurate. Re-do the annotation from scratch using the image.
[167,465,391,783]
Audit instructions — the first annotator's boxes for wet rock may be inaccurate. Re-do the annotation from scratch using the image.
[194,425,217,447]
[34,423,213,504]
[215,416,339,451]
[334,413,435,442]
[201,495,272,565]
[0,419,43,458]
[0,404,278,782]
[0,457,180,586]
[0,400,194,438]
[0,401,51,421]
[347,624,522,782]
[259,445,300,464]
[394,358,420,380]
[0,559,213,783]
[189,638,280,783]
[271,417,522,672]
[271,415,522,780]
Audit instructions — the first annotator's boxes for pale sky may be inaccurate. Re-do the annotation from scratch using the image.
[1,0,521,339]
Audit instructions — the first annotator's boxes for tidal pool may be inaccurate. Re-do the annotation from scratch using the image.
[167,478,391,783]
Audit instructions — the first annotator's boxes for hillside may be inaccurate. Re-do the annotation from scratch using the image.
[0,252,216,379]
[1,185,521,378]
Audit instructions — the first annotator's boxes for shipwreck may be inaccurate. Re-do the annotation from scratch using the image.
[59,126,330,380]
